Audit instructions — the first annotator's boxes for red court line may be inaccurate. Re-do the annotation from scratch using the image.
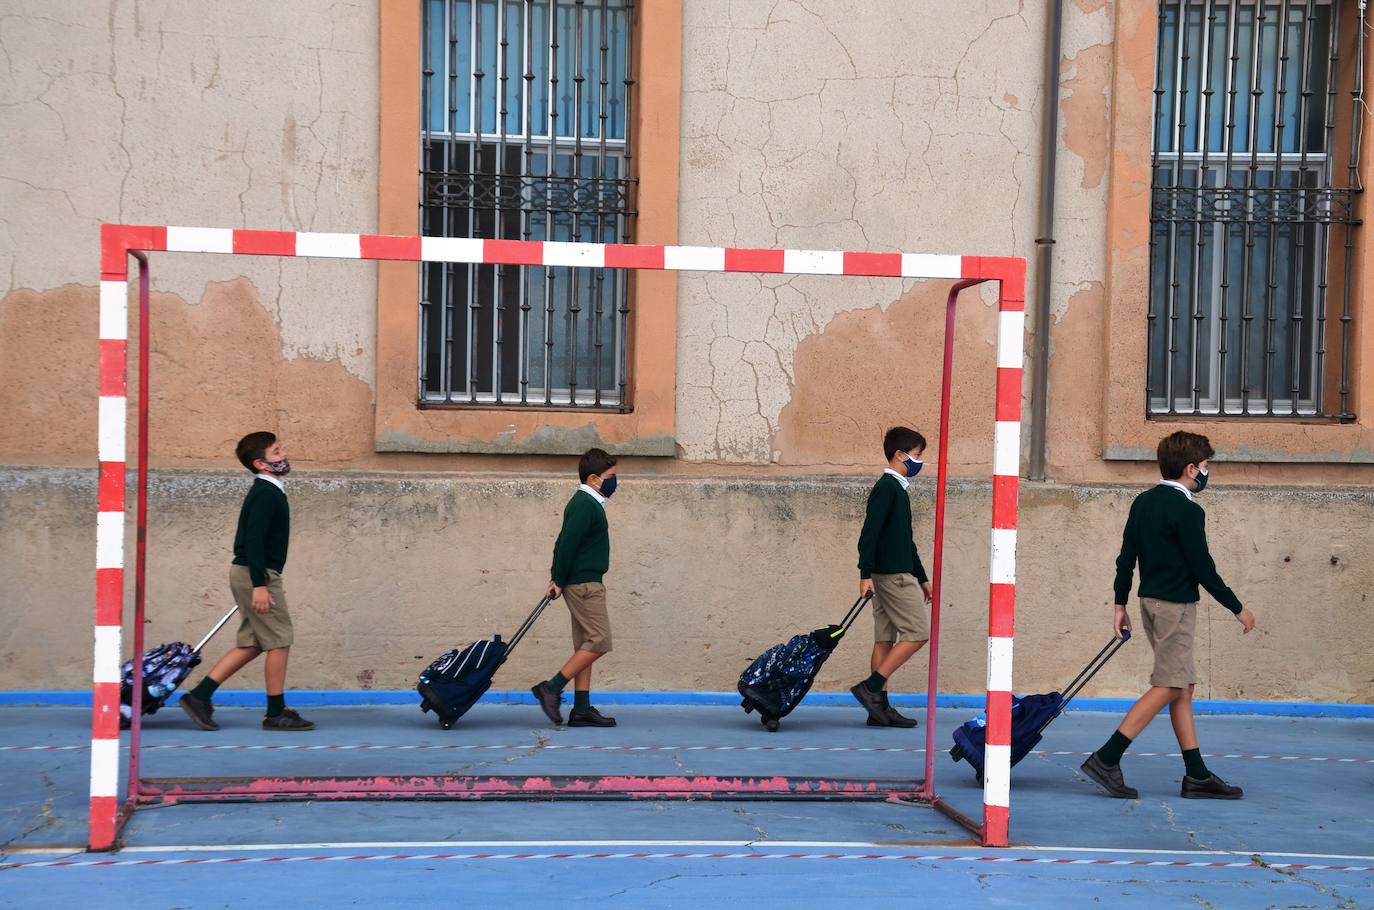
[2,743,1369,763]
[3,851,1371,873]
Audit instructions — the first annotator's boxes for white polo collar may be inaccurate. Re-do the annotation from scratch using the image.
[578,482,606,506]
[883,467,911,491]
[1158,478,1192,501]
[256,472,286,492]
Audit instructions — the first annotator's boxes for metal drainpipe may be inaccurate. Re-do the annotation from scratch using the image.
[1029,0,1064,482]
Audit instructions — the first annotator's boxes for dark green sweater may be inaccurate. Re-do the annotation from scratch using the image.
[550,489,610,587]
[1113,484,1242,614]
[857,472,928,583]
[231,478,290,587]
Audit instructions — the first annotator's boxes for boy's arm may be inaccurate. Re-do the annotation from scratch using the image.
[242,493,275,588]
[909,541,929,585]
[1178,508,1244,615]
[856,481,893,580]
[550,502,593,587]
[1111,507,1138,607]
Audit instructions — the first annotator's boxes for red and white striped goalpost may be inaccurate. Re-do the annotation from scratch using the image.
[92,223,1025,851]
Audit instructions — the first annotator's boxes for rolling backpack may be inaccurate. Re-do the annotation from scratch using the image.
[418,595,553,729]
[737,594,871,732]
[950,632,1131,782]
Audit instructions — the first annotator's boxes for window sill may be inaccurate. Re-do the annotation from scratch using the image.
[1103,446,1374,464]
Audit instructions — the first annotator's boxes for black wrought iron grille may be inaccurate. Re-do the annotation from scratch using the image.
[420,0,636,409]
[1149,0,1363,419]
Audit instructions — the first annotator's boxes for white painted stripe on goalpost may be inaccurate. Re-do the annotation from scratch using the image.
[165,226,233,254]
[420,236,485,263]
[95,511,125,570]
[92,625,122,683]
[89,738,120,797]
[993,421,1020,478]
[996,310,1026,369]
[97,396,126,463]
[99,282,128,341]
[664,246,726,272]
[542,241,607,268]
[295,232,362,259]
[984,744,1011,807]
[987,637,1014,693]
[900,253,962,279]
[782,249,844,275]
[989,528,1017,584]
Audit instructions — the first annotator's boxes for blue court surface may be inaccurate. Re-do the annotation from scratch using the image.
[2,699,1371,908]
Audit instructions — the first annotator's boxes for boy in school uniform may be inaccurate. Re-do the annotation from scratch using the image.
[1081,431,1256,799]
[850,426,934,728]
[530,448,619,728]
[180,432,315,732]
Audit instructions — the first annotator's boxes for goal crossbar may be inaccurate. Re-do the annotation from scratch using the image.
[92,223,1026,851]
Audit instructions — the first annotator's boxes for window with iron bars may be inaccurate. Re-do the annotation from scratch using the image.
[420,0,636,409]
[1149,0,1363,419]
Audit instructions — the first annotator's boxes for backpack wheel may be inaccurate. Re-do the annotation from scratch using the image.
[764,719,780,732]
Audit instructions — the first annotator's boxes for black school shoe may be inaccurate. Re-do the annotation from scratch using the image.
[850,683,889,725]
[531,682,564,725]
[868,705,918,728]
[568,706,616,727]
[1080,753,1139,799]
[179,693,219,731]
[1181,773,1244,800]
[262,708,315,731]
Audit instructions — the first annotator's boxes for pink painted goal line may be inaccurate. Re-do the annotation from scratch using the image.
[93,224,1025,851]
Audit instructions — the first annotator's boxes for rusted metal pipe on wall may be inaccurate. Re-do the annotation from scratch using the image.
[1029,0,1064,481]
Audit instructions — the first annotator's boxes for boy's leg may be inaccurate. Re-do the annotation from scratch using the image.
[182,567,263,730]
[533,584,613,725]
[875,640,926,679]
[1168,683,1199,751]
[251,573,312,731]
[853,575,927,726]
[206,646,263,685]
[1171,685,1241,797]
[1083,599,1196,798]
[264,646,289,703]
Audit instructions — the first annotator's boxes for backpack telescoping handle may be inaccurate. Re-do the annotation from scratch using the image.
[503,595,555,659]
[1041,630,1131,733]
[192,606,241,655]
[835,592,874,634]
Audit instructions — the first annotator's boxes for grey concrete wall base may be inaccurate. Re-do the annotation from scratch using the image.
[3,466,1369,701]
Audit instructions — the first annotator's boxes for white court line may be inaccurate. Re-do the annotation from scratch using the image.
[112,841,1374,863]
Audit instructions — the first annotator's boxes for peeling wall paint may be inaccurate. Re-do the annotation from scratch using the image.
[0,0,379,386]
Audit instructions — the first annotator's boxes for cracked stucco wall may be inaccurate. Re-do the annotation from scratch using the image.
[676,0,1048,465]
[0,0,379,462]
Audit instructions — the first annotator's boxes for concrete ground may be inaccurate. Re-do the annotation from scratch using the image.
[2,700,1371,908]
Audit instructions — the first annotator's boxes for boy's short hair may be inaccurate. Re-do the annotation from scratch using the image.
[882,426,927,462]
[236,431,277,473]
[578,447,617,483]
[1156,431,1214,480]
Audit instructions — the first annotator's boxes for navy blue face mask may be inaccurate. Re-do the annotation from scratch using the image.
[901,456,924,478]
[1192,466,1208,493]
[598,474,618,498]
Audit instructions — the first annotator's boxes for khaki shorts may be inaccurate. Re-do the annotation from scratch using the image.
[564,582,612,654]
[229,565,295,651]
[871,573,930,643]
[1139,597,1196,688]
